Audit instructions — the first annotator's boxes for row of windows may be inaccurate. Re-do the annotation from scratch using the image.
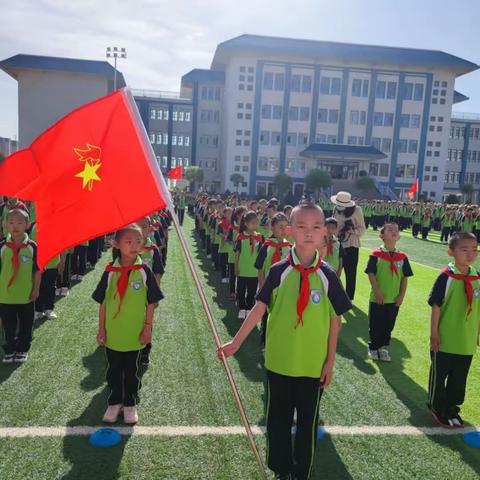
[448,149,480,163]
[149,133,191,146]
[427,140,442,147]
[291,74,313,93]
[233,165,249,173]
[449,126,480,139]
[395,164,416,178]
[235,139,250,146]
[259,131,309,147]
[432,98,446,105]
[373,112,394,127]
[428,125,443,132]
[397,139,418,153]
[444,171,461,184]
[197,159,218,171]
[426,150,441,158]
[156,156,189,168]
[258,156,279,172]
[238,74,254,83]
[200,109,220,123]
[237,102,253,110]
[463,172,480,185]
[423,175,439,182]
[351,79,369,98]
[318,108,339,123]
[430,115,445,122]
[236,129,251,136]
[434,80,448,88]
[201,86,221,101]
[316,134,337,144]
[150,109,191,122]
[350,110,366,125]
[371,137,392,153]
[234,155,250,162]
[237,112,252,120]
[238,84,254,92]
[369,163,390,177]
[200,135,219,147]
[239,66,255,73]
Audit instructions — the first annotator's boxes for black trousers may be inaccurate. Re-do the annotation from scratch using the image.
[56,253,72,289]
[229,262,236,294]
[219,252,228,278]
[428,351,473,417]
[177,208,185,225]
[206,235,211,255]
[440,227,451,243]
[72,245,87,275]
[0,302,34,354]
[368,302,399,350]
[364,217,371,229]
[105,348,142,407]
[342,246,359,301]
[87,237,101,267]
[36,268,58,312]
[412,223,421,237]
[211,243,220,270]
[266,370,323,480]
[421,227,430,240]
[236,276,258,310]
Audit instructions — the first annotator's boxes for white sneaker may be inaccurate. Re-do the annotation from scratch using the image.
[221,277,229,284]
[207,254,212,259]
[60,287,70,297]
[71,274,78,280]
[368,349,379,360]
[2,353,15,364]
[44,310,58,320]
[238,309,246,320]
[55,288,61,296]
[123,406,138,424]
[15,352,28,363]
[102,404,123,423]
[378,348,391,362]
[34,311,44,321]
[77,275,84,280]
[245,310,251,318]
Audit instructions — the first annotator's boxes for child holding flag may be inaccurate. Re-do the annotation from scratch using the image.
[365,222,413,361]
[219,202,351,480]
[427,232,480,427]
[92,224,163,424]
[0,208,41,363]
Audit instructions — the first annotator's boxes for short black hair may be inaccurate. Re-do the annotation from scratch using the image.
[7,208,29,223]
[270,212,288,227]
[449,232,477,250]
[380,222,399,234]
[325,217,337,226]
[290,202,324,225]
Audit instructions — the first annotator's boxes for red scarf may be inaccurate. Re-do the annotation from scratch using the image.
[105,262,143,317]
[289,253,323,329]
[143,245,157,252]
[219,219,231,239]
[5,242,29,288]
[263,238,291,264]
[442,267,480,315]
[237,233,263,254]
[371,248,407,276]
[326,238,336,257]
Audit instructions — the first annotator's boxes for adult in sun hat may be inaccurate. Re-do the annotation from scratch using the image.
[332,191,365,301]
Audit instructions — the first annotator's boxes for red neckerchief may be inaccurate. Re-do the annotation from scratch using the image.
[288,253,323,329]
[143,245,157,252]
[371,248,407,276]
[105,262,143,317]
[219,218,231,239]
[263,238,291,264]
[326,237,336,257]
[442,266,480,315]
[424,212,430,219]
[229,225,240,232]
[5,242,29,288]
[237,233,263,254]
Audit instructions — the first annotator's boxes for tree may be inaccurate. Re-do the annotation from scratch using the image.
[460,183,474,203]
[273,173,293,200]
[355,176,375,191]
[445,194,459,205]
[305,169,331,199]
[230,173,244,193]
[184,166,204,191]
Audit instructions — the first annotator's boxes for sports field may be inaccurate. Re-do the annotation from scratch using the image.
[0,217,479,479]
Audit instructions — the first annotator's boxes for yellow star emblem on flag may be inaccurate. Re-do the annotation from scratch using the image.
[74,143,102,191]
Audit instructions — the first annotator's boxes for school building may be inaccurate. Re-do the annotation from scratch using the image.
[0,136,17,156]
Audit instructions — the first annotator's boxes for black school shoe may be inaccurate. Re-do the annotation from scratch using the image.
[430,409,454,428]
[275,474,293,480]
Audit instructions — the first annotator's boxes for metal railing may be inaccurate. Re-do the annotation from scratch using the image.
[131,89,190,100]
[373,178,399,200]
[451,111,480,121]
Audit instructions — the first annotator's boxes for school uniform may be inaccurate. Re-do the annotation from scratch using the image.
[365,246,413,351]
[257,249,351,480]
[0,234,39,355]
[226,225,240,295]
[217,219,232,280]
[421,214,431,240]
[323,235,344,274]
[72,241,88,276]
[92,257,163,406]
[235,232,263,311]
[176,195,186,225]
[440,214,454,243]
[427,263,480,419]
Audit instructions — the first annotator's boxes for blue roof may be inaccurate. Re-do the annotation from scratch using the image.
[300,143,387,160]
[181,69,225,84]
[453,90,469,104]
[213,35,478,76]
[0,54,126,86]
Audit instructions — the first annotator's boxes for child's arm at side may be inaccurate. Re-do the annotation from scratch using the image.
[367,272,384,304]
[30,271,41,302]
[218,301,267,358]
[396,277,408,307]
[320,315,342,388]
[97,303,106,345]
[140,303,155,345]
[234,251,240,277]
[430,305,441,352]
[258,269,265,289]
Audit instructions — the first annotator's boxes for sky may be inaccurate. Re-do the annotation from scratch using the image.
[1,0,480,139]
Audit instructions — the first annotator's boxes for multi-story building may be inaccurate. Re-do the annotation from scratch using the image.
[0,136,17,156]
[445,112,480,202]
[179,34,478,199]
[134,89,193,175]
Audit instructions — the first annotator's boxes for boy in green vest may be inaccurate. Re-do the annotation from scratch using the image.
[219,203,351,480]
[0,209,41,363]
[365,222,413,361]
[427,232,480,428]
[323,217,344,278]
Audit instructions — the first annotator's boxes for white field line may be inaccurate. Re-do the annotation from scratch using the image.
[0,425,478,438]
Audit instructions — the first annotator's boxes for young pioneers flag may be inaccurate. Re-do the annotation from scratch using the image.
[167,166,183,180]
[407,178,419,200]
[0,88,170,269]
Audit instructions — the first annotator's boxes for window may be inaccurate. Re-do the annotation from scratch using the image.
[164,110,169,121]
[347,136,357,145]
[434,151,440,157]
[185,112,191,122]
[239,84,245,90]
[441,90,447,97]
[437,126,443,132]
[261,105,272,119]
[381,138,392,153]
[234,165,240,172]
[271,132,281,145]
[184,136,190,146]
[150,109,156,120]
[245,113,252,119]
[400,114,410,128]
[411,114,421,128]
[375,81,386,98]
[351,79,369,97]
[398,139,408,153]
[379,164,389,176]
[318,108,328,122]
[331,77,341,95]
[237,113,243,119]
[316,134,327,143]
[248,67,254,73]
[260,131,270,145]
[327,135,337,144]
[442,81,447,87]
[320,76,341,95]
[235,155,241,162]
[350,110,359,125]
[157,133,162,144]
[386,81,397,99]
[408,140,418,153]
[440,98,446,105]
[369,163,379,176]
[328,109,339,123]
[172,111,178,121]
[434,80,439,87]
[171,157,176,168]
[162,156,168,168]
[302,75,312,92]
[427,150,432,157]
[291,74,301,92]
[402,82,413,100]
[289,106,299,121]
[273,105,283,120]
[406,165,416,178]
[298,133,308,145]
[236,129,242,136]
[243,156,249,162]
[242,165,248,172]
[247,76,254,83]
[287,133,297,146]
[246,103,252,109]
[240,66,246,73]
[413,83,424,101]
[299,107,310,121]
[373,112,383,126]
[396,164,405,177]
[263,72,274,90]
[424,175,430,181]
[178,136,183,146]
[179,111,184,122]
[384,113,394,127]
[372,137,381,149]
[274,73,285,90]
[149,133,155,144]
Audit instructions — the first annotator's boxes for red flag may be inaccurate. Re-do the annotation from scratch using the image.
[407,178,418,200]
[167,166,183,180]
[0,88,170,269]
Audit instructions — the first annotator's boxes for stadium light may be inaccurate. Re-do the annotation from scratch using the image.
[106,46,127,91]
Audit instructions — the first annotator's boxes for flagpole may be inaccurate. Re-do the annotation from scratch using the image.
[124,88,268,479]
